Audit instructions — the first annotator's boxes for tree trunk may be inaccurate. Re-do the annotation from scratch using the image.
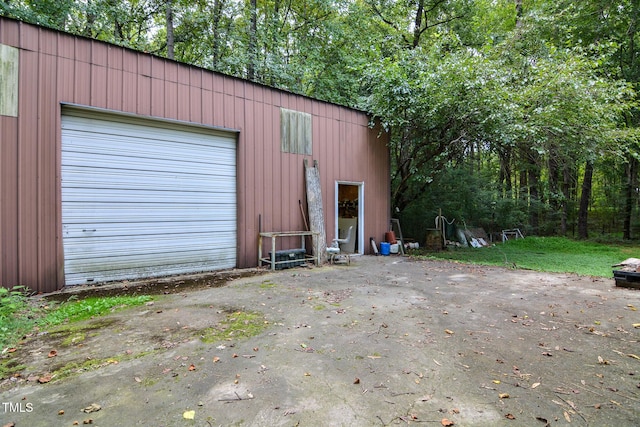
[166,0,175,60]
[498,147,513,199]
[247,0,258,81]
[212,0,224,69]
[528,165,540,233]
[623,158,637,239]
[412,0,425,48]
[548,146,560,232]
[561,164,571,235]
[577,160,594,239]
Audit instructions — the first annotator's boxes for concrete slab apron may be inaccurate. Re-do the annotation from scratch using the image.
[1,256,639,426]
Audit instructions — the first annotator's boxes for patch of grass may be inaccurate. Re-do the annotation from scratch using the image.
[313,304,325,311]
[60,331,86,347]
[200,311,267,343]
[0,292,152,351]
[0,357,27,379]
[259,280,277,289]
[39,295,152,327]
[418,236,629,277]
[0,286,37,350]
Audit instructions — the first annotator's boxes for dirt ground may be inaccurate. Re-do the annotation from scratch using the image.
[1,255,639,426]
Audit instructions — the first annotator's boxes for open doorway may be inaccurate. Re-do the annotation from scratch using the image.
[335,182,364,255]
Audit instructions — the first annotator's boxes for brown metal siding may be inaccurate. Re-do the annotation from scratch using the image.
[0,17,389,293]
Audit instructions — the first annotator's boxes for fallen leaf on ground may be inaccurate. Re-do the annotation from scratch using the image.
[563,411,571,422]
[499,393,510,399]
[134,377,141,383]
[82,403,101,413]
[183,410,195,420]
[632,323,640,328]
[441,418,454,426]
[445,329,454,335]
[505,413,516,419]
[58,410,65,415]
[3,423,16,427]
[188,364,196,371]
[354,377,360,384]
[38,374,52,383]
[48,350,57,358]
[531,382,540,389]
[213,356,220,363]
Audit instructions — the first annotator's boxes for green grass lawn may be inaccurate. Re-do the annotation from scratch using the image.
[1,293,152,351]
[417,236,637,277]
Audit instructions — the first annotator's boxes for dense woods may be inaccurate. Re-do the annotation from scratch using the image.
[3,0,640,241]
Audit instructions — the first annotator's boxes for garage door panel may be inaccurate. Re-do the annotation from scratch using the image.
[61,205,236,223]
[63,232,236,259]
[61,111,237,285]
[64,256,236,285]
[62,128,236,163]
[63,166,236,190]
[62,152,236,177]
[62,189,235,204]
[62,221,237,238]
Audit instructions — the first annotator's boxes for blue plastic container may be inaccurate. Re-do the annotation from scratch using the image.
[380,242,391,256]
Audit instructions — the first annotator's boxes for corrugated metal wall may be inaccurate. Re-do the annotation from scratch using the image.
[0,17,390,293]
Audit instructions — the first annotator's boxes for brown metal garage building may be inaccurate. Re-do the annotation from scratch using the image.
[0,17,390,293]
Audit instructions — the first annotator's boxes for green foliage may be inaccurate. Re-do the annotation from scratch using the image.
[0,292,151,350]
[421,237,626,277]
[0,287,35,350]
[39,295,152,327]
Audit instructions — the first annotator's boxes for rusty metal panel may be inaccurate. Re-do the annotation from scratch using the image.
[122,50,137,73]
[151,56,164,79]
[91,64,107,108]
[57,57,75,101]
[74,36,91,63]
[202,72,213,91]
[138,54,151,77]
[177,63,189,85]
[0,19,20,46]
[39,28,57,55]
[202,89,214,126]
[177,83,190,121]
[151,78,165,117]
[37,52,59,288]
[190,85,202,123]
[19,22,38,51]
[1,116,19,287]
[190,68,201,88]
[122,71,137,113]
[107,68,123,111]
[108,45,122,70]
[17,49,39,288]
[91,40,108,66]
[74,60,91,105]
[137,74,151,115]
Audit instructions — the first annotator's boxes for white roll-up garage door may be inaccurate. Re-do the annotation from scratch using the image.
[61,109,237,285]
